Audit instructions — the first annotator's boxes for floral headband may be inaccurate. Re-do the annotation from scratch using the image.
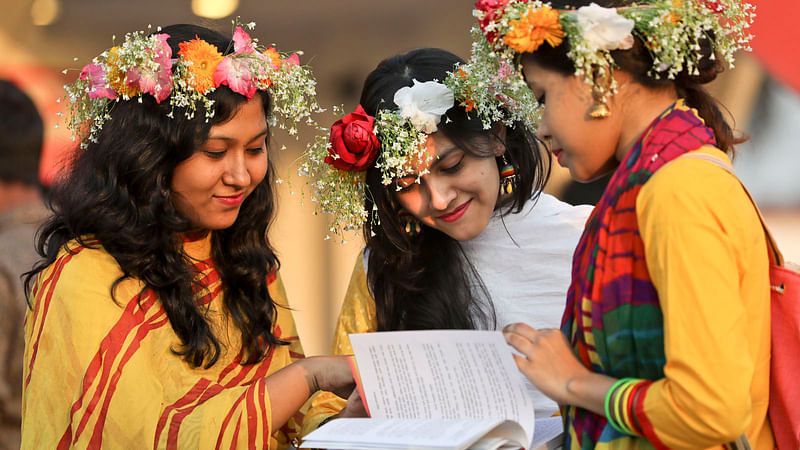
[300,58,540,239]
[61,21,322,148]
[473,0,755,109]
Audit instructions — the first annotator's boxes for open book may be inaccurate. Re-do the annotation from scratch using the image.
[301,330,564,450]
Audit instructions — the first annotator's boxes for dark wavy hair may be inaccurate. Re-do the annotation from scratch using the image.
[24,24,285,368]
[523,0,744,154]
[359,48,550,331]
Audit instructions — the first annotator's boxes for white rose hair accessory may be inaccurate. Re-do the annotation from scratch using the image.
[393,79,455,134]
[300,58,540,239]
[576,3,635,51]
[472,0,755,112]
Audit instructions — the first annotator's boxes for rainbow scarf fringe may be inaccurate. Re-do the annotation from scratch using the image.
[560,100,717,448]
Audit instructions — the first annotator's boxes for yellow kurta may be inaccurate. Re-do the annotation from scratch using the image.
[22,235,305,449]
[301,255,373,435]
[636,147,773,448]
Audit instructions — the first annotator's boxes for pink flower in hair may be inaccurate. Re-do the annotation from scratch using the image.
[232,26,256,55]
[213,56,257,99]
[80,63,117,100]
[127,33,174,103]
[284,53,300,66]
[127,66,172,103]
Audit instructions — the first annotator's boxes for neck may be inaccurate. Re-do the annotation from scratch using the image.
[0,181,41,213]
[614,83,679,162]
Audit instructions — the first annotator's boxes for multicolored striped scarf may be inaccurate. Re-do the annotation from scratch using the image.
[560,100,717,448]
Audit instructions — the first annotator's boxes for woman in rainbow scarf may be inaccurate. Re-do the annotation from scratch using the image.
[21,23,355,449]
[488,0,774,448]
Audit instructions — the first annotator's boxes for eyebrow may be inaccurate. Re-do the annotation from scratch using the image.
[429,145,460,170]
[206,127,269,143]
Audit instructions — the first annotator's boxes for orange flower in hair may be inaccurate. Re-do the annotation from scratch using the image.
[503,5,564,54]
[264,47,282,70]
[178,37,224,93]
[107,47,142,98]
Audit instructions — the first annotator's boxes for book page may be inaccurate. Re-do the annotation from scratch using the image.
[531,417,564,449]
[348,330,535,444]
[301,418,526,450]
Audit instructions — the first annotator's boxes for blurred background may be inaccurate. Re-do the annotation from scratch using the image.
[1,0,797,357]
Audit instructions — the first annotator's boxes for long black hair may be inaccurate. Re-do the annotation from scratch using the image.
[359,48,550,331]
[523,0,743,154]
[24,24,284,368]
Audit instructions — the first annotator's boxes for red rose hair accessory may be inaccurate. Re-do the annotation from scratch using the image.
[325,105,380,172]
[301,60,540,240]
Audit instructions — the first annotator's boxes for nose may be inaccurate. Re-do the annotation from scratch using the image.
[221,151,251,188]
[537,119,551,145]
[426,176,456,212]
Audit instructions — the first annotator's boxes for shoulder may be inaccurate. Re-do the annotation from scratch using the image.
[35,238,143,314]
[638,148,750,223]
[54,238,123,284]
[507,193,592,232]
[531,193,592,222]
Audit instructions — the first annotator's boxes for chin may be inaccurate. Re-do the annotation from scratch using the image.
[442,223,484,242]
[571,167,613,184]
[202,218,239,231]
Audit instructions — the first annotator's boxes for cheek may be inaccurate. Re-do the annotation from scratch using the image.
[172,166,217,195]
[471,163,500,196]
[248,155,269,186]
[394,190,424,216]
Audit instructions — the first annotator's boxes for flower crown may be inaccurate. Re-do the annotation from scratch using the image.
[300,58,540,240]
[473,0,755,102]
[62,21,323,148]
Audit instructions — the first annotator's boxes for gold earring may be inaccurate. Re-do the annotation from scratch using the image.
[589,85,611,119]
[589,66,611,119]
[398,210,421,236]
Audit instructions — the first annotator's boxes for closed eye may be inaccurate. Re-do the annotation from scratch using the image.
[204,150,226,159]
[395,176,418,193]
[441,156,464,174]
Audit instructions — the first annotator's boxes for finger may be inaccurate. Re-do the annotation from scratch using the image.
[504,329,537,357]
[503,322,539,340]
[511,353,534,374]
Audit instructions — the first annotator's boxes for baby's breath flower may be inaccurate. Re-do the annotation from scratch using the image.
[471,0,754,101]
[299,45,540,239]
[62,19,324,150]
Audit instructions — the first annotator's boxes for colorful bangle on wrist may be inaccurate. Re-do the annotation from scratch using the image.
[604,377,645,436]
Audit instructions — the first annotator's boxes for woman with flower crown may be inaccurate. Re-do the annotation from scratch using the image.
[474,0,775,448]
[299,47,593,432]
[21,23,356,449]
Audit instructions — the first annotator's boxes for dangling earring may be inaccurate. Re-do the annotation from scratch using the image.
[589,85,611,119]
[398,210,421,236]
[589,65,611,119]
[499,154,516,195]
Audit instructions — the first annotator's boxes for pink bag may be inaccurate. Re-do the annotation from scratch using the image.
[680,152,800,448]
[766,245,800,449]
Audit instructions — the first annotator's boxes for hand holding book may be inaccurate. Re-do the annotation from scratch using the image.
[301,330,564,450]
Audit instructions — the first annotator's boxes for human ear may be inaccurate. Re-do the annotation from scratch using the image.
[492,123,508,157]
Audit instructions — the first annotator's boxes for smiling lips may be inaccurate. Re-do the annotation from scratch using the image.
[438,199,472,223]
[552,149,565,165]
[215,193,244,206]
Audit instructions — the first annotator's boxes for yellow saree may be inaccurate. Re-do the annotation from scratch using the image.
[22,235,304,449]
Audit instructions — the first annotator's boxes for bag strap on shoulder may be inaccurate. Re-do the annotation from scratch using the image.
[676,151,785,267]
